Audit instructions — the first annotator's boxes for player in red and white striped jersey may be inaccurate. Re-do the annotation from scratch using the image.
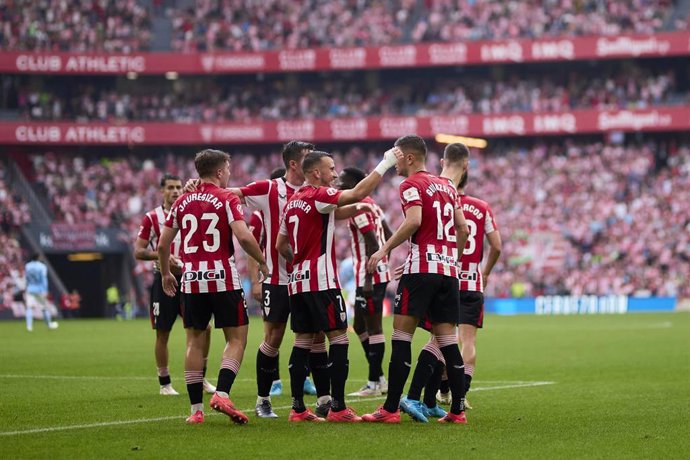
[159,149,268,425]
[225,144,324,417]
[276,149,399,422]
[363,135,470,424]
[339,167,392,397]
[134,174,214,396]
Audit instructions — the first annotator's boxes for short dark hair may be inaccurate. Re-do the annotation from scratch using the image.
[443,143,470,165]
[282,140,315,169]
[29,253,40,262]
[160,174,181,187]
[340,167,366,188]
[394,135,427,159]
[194,149,230,178]
[270,167,286,179]
[301,151,332,173]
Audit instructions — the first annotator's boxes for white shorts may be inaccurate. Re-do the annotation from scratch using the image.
[26,293,50,312]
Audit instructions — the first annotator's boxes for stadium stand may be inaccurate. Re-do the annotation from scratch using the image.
[0,164,30,309]
[4,63,686,122]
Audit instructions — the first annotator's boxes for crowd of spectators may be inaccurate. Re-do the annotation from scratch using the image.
[0,165,31,309]
[10,66,685,122]
[0,0,684,53]
[170,0,680,52]
[26,137,690,300]
[0,0,151,52]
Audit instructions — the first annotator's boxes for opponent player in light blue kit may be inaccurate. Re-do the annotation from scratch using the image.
[24,254,58,331]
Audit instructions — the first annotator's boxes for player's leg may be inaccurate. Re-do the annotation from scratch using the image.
[365,283,387,391]
[289,332,315,416]
[209,291,249,424]
[184,327,206,423]
[37,293,56,328]
[459,324,477,405]
[310,331,331,414]
[152,275,179,394]
[256,284,288,399]
[155,330,178,395]
[353,288,370,365]
[403,336,444,421]
[202,324,216,393]
[25,294,34,331]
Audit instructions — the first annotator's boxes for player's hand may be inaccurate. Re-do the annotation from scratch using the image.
[183,178,200,193]
[258,262,269,282]
[251,282,262,302]
[393,263,404,280]
[355,202,374,214]
[367,250,385,274]
[374,147,401,175]
[169,255,183,276]
[482,272,490,289]
[162,272,178,297]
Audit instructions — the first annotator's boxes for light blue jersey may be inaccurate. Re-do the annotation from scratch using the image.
[25,260,48,295]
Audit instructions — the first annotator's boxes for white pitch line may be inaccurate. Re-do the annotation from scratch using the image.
[0,381,554,437]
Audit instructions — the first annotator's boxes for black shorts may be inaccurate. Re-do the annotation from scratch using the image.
[354,282,388,316]
[459,290,484,328]
[261,283,290,323]
[290,289,348,333]
[183,290,248,330]
[150,272,183,331]
[395,274,459,325]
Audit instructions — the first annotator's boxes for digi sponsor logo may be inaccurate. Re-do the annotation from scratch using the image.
[428,43,467,65]
[330,119,368,139]
[378,45,417,67]
[288,270,310,283]
[277,120,314,141]
[183,269,226,282]
[534,113,577,133]
[480,41,524,62]
[482,115,525,135]
[429,116,469,135]
[531,40,575,60]
[379,117,418,138]
[458,271,478,281]
[329,48,367,69]
[596,37,671,57]
[278,49,316,70]
[597,110,673,131]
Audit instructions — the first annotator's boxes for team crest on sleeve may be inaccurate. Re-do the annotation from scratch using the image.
[354,214,369,229]
[402,187,421,202]
[326,187,338,196]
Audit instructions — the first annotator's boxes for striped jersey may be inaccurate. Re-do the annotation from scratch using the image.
[458,194,498,292]
[165,183,245,294]
[279,185,341,295]
[240,178,301,285]
[348,196,391,287]
[138,205,182,272]
[399,171,460,277]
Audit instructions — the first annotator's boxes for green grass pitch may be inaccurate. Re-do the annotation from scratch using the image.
[0,313,688,459]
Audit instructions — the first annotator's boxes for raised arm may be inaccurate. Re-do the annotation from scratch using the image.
[337,148,400,207]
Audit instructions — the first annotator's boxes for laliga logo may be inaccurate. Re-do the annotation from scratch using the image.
[201,55,215,72]
[480,41,524,62]
[200,126,214,142]
[277,120,314,140]
[531,40,575,60]
[430,116,469,135]
[428,43,467,64]
[329,48,367,69]
[378,45,417,66]
[379,117,418,137]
